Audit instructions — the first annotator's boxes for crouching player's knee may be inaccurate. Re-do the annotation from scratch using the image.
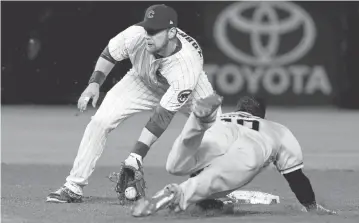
[165,142,195,176]
[166,160,181,176]
[166,160,190,176]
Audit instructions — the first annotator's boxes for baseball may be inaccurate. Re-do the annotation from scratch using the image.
[125,186,137,200]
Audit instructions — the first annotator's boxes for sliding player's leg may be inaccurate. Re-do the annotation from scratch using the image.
[131,136,265,217]
[165,112,237,176]
[176,137,265,210]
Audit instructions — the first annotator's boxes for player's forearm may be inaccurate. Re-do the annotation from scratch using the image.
[145,105,176,137]
[88,46,116,86]
[131,105,176,158]
[283,169,316,208]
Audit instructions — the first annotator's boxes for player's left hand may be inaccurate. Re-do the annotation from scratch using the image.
[302,203,337,215]
[108,161,146,205]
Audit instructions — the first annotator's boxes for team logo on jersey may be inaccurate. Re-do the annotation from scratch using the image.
[177,90,192,103]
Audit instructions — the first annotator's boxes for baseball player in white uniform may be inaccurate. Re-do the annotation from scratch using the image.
[132,94,337,216]
[46,4,218,203]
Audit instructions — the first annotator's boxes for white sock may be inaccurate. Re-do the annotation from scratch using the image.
[64,181,83,196]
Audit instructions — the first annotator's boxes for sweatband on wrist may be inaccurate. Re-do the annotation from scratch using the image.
[89,71,106,86]
[138,128,158,147]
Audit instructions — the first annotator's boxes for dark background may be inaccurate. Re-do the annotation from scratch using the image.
[2,1,359,108]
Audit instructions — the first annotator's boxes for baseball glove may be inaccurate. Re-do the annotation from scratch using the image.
[108,160,146,205]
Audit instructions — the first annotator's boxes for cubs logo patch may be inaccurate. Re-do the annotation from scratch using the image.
[147,10,155,18]
[177,90,192,103]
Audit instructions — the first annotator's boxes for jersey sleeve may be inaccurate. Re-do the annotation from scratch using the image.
[108,26,145,62]
[274,128,304,174]
[159,62,201,112]
[160,79,196,112]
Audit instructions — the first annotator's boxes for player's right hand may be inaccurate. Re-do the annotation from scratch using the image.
[77,83,100,112]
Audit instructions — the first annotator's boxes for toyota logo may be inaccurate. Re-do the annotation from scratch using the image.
[214,1,316,66]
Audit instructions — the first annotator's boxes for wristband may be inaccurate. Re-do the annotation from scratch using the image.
[89,71,106,86]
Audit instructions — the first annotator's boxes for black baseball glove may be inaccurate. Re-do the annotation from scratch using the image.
[108,159,146,205]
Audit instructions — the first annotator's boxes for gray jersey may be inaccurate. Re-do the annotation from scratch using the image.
[220,111,303,174]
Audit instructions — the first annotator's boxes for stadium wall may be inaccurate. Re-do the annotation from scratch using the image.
[1,1,358,108]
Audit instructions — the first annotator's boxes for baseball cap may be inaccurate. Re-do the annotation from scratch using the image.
[137,4,178,34]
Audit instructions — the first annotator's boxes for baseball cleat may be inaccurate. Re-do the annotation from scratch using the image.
[46,186,83,203]
[192,93,223,122]
[131,184,180,217]
[131,197,156,217]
